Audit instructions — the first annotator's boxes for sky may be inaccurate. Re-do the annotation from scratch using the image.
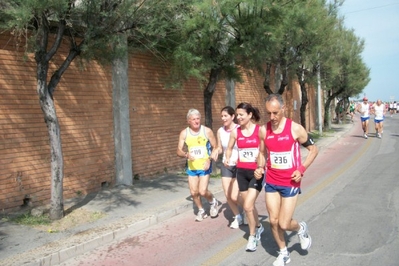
[339,1,399,102]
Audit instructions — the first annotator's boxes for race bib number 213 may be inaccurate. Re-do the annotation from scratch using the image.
[238,148,258,163]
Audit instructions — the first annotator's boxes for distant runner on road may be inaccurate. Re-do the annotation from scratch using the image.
[372,99,386,138]
[356,97,370,139]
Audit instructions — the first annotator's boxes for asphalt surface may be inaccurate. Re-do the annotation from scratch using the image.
[0,119,354,266]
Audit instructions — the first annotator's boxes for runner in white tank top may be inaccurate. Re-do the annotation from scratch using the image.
[356,97,370,139]
[216,106,243,229]
[372,99,386,138]
[389,102,394,116]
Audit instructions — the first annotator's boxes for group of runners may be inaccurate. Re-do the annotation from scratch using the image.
[176,94,319,266]
[355,97,390,139]
[388,101,398,116]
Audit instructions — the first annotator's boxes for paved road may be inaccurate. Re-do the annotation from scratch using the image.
[60,116,399,266]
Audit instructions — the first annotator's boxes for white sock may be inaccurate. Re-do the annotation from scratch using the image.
[298,223,305,233]
[280,247,288,254]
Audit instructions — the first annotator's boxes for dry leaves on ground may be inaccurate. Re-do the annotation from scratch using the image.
[33,208,106,232]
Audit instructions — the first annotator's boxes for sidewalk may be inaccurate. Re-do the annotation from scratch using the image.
[0,121,355,266]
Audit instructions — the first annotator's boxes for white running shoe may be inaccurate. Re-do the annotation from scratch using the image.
[255,223,264,241]
[245,235,257,252]
[273,251,291,266]
[364,133,368,139]
[195,210,208,222]
[298,221,312,250]
[210,199,219,218]
[230,215,243,229]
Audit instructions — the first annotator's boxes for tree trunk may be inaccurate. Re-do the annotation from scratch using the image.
[324,96,333,130]
[263,63,288,95]
[323,88,345,129]
[277,64,288,95]
[297,68,308,129]
[204,67,221,129]
[37,63,64,220]
[34,17,79,220]
[274,63,282,92]
[225,78,236,108]
[299,82,308,129]
[263,63,274,95]
[34,17,64,220]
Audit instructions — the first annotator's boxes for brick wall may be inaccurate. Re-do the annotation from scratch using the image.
[0,33,114,211]
[0,31,318,212]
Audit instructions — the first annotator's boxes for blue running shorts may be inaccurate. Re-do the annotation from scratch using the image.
[361,117,370,122]
[265,183,301,198]
[186,168,212,177]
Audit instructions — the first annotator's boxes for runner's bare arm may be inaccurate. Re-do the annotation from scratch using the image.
[255,125,266,180]
[176,130,188,159]
[292,123,318,182]
[205,127,219,161]
[224,129,237,166]
[216,128,223,155]
[356,104,361,114]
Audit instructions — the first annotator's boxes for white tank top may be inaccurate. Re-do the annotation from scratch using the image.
[374,104,384,120]
[360,103,370,118]
[220,125,239,166]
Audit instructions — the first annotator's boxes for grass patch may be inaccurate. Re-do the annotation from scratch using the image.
[177,169,186,177]
[210,172,221,179]
[3,208,106,232]
[309,128,335,140]
[309,131,322,140]
[37,209,106,232]
[9,213,51,226]
[175,168,221,179]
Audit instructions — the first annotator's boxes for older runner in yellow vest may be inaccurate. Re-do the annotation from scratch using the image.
[177,109,220,221]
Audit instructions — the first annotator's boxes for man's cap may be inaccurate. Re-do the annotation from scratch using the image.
[363,97,368,101]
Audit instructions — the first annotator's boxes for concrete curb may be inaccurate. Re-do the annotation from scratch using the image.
[22,189,225,266]
[33,204,191,265]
